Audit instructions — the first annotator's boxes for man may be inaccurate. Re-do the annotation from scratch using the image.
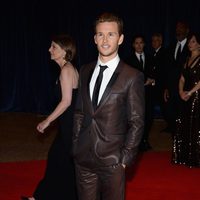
[151,33,167,119]
[163,21,189,133]
[125,35,154,151]
[73,13,144,200]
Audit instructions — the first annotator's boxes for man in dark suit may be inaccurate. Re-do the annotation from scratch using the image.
[163,21,190,133]
[73,13,144,200]
[151,33,167,119]
[125,35,154,151]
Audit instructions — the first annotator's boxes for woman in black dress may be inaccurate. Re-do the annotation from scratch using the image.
[22,34,79,199]
[173,32,200,167]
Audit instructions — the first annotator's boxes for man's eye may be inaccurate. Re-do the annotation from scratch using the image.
[97,33,103,37]
[109,33,114,37]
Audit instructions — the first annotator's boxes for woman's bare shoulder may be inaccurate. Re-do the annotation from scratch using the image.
[61,62,79,88]
[62,62,75,70]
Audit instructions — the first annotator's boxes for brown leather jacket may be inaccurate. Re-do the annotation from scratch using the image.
[73,60,145,167]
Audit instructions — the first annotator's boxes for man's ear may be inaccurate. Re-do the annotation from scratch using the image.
[118,34,124,45]
[94,35,97,44]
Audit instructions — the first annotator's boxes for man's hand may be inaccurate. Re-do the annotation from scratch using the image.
[144,78,155,86]
[122,164,126,169]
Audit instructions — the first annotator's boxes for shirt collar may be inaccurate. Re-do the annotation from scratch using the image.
[135,52,144,57]
[155,46,161,52]
[135,52,144,60]
[178,38,187,47]
[97,55,120,72]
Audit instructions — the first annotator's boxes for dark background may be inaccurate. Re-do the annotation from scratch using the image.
[1,0,199,113]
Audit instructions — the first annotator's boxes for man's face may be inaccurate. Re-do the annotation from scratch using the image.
[133,37,145,54]
[152,36,162,50]
[176,22,189,41]
[94,22,124,62]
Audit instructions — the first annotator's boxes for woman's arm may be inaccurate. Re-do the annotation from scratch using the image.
[37,65,74,133]
[179,74,185,96]
[179,74,189,101]
[187,81,200,96]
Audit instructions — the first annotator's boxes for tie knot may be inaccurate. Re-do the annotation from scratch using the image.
[99,65,108,73]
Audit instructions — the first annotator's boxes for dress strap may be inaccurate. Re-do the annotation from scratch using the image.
[187,55,200,68]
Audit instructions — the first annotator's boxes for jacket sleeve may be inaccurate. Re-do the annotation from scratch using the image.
[72,67,84,145]
[120,71,145,166]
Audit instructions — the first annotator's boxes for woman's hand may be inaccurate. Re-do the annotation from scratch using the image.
[180,91,191,101]
[37,119,50,133]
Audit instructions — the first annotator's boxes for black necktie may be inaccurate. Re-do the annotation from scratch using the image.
[176,43,182,61]
[92,65,108,109]
[139,54,143,68]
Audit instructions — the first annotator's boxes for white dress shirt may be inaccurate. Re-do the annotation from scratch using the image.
[135,52,145,69]
[154,46,161,56]
[174,38,187,59]
[90,55,120,104]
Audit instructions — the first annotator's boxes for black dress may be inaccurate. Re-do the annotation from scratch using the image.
[172,56,200,167]
[33,79,78,199]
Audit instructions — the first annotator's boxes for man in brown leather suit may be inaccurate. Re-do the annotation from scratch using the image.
[73,12,145,200]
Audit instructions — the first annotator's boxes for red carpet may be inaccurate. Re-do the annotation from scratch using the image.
[0,152,199,200]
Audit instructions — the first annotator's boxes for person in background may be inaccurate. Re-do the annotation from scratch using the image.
[173,32,200,168]
[163,21,190,133]
[21,34,79,200]
[151,33,167,120]
[125,35,154,151]
[72,12,144,200]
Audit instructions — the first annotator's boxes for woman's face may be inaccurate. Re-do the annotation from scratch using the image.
[49,41,66,61]
[188,36,200,52]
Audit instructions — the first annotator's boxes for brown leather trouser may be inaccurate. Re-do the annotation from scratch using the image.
[75,163,125,200]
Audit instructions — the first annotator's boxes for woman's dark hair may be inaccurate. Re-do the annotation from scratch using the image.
[187,32,200,45]
[51,34,76,62]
